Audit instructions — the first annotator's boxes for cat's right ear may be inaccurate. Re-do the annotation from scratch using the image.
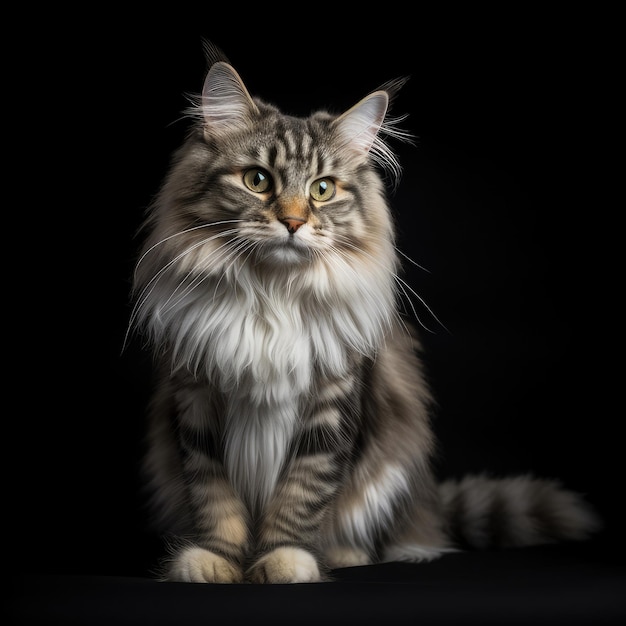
[201,62,259,138]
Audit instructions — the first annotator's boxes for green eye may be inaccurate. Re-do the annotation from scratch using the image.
[243,168,272,193]
[310,178,336,202]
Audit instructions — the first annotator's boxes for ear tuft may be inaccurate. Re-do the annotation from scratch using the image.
[201,39,230,66]
[201,62,258,137]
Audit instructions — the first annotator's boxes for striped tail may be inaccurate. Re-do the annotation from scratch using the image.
[439,474,602,549]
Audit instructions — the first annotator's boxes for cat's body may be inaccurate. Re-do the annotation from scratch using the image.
[130,44,599,583]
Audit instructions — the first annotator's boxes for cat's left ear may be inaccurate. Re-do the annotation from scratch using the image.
[201,61,259,138]
[332,91,389,159]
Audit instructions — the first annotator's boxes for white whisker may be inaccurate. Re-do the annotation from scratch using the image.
[393,275,449,334]
[330,233,447,334]
[124,226,242,351]
[395,247,431,274]
[210,238,260,301]
[315,244,391,345]
[129,229,239,327]
[159,235,252,316]
[133,219,245,279]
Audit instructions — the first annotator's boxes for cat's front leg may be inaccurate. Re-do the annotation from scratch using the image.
[247,383,355,583]
[164,463,252,583]
[164,468,250,583]
[246,453,336,583]
[163,386,251,583]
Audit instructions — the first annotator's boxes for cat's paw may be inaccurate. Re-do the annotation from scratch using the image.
[166,546,243,583]
[324,545,371,569]
[247,547,321,584]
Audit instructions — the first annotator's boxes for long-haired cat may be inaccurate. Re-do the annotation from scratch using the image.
[129,42,600,583]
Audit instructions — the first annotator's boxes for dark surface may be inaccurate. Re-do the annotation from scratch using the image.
[10,541,626,625]
[10,8,622,626]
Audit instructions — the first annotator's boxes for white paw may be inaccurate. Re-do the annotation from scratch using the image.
[324,545,371,569]
[166,546,243,583]
[248,547,321,584]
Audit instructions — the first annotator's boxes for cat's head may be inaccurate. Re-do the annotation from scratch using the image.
[130,46,411,361]
[135,47,412,307]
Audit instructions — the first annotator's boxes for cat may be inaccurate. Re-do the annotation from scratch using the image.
[129,42,600,583]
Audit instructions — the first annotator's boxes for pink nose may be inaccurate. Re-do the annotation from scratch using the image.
[280,217,306,233]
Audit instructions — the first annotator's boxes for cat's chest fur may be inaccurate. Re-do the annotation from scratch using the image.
[168,262,387,397]
[159,260,391,510]
[206,276,346,399]
[182,271,354,510]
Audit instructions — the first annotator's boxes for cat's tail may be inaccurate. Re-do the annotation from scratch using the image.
[438,474,602,550]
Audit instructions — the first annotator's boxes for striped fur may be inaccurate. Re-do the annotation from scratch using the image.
[130,45,600,583]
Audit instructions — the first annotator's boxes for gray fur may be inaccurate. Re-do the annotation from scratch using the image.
[130,44,600,583]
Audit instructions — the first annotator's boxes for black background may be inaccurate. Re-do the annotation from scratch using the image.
[13,10,621,579]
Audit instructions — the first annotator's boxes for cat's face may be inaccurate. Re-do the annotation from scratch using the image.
[144,61,399,279]
[195,110,386,268]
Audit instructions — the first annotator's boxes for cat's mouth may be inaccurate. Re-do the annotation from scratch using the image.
[257,231,314,265]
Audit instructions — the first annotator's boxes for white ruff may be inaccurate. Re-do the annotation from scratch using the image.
[139,256,395,511]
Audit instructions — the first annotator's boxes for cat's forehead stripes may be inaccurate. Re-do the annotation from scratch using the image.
[254,118,331,181]
[281,127,300,159]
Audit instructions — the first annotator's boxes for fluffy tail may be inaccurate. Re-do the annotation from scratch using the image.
[439,474,602,550]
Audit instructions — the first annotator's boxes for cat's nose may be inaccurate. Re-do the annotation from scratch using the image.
[279,216,307,234]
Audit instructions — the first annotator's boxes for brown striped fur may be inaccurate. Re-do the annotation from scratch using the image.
[129,42,600,583]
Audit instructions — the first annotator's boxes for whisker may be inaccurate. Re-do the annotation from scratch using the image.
[394,278,435,335]
[393,275,449,334]
[164,235,260,316]
[315,245,391,344]
[330,233,447,334]
[159,236,248,316]
[131,227,241,314]
[125,227,242,350]
[129,229,239,331]
[133,219,245,279]
[210,238,260,302]
[395,247,431,274]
